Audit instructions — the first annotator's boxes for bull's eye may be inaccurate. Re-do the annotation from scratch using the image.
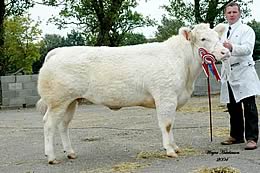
[201,38,206,41]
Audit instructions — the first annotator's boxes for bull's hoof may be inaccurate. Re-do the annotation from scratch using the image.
[48,159,61,164]
[167,151,178,158]
[67,153,77,159]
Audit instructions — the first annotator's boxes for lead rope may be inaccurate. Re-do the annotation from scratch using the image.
[198,48,221,142]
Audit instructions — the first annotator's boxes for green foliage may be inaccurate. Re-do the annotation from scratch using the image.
[3,15,41,74]
[248,20,260,61]
[162,0,194,25]
[0,0,35,75]
[163,0,253,27]
[65,30,86,46]
[32,34,64,73]
[42,0,155,46]
[4,0,34,17]
[119,32,147,46]
[155,16,184,42]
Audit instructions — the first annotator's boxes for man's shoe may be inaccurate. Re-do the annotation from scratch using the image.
[245,140,257,150]
[221,137,244,145]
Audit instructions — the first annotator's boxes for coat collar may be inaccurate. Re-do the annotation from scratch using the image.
[229,19,242,30]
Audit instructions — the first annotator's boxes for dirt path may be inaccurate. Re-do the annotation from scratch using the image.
[0,95,260,173]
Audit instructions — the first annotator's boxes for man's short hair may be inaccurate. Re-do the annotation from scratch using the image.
[224,1,241,13]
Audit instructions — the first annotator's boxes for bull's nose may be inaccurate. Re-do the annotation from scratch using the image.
[221,49,231,58]
[221,49,228,55]
[221,48,230,56]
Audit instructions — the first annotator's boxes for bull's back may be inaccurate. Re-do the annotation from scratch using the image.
[38,45,168,107]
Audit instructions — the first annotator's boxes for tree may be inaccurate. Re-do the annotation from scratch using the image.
[248,20,260,61]
[3,14,41,74]
[119,32,147,46]
[42,0,155,46]
[32,34,65,73]
[163,0,253,28]
[155,16,184,42]
[0,0,34,75]
[64,30,86,46]
[0,1,5,72]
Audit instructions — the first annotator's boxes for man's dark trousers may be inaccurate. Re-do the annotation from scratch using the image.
[227,83,259,142]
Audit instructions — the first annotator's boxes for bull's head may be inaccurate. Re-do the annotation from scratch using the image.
[179,23,230,61]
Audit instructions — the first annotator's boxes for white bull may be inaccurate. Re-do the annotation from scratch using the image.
[37,23,230,164]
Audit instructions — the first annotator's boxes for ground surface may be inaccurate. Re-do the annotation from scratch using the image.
[1,95,260,173]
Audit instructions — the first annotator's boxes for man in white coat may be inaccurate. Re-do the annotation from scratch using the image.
[220,1,260,150]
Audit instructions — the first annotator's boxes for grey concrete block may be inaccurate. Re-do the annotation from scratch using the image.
[2,98,9,106]
[211,91,220,95]
[18,90,33,97]
[195,78,207,86]
[31,75,38,82]
[9,83,23,90]
[2,91,16,98]
[193,85,207,96]
[9,98,25,106]
[193,92,206,96]
[1,76,15,83]
[16,75,31,82]
[25,96,40,105]
[1,83,9,91]
[23,82,37,89]
[32,89,40,96]
[196,85,207,91]
[211,83,221,90]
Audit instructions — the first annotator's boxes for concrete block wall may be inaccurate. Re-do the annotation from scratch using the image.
[0,75,40,108]
[193,64,221,96]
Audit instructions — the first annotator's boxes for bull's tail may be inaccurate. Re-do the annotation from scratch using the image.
[36,99,48,115]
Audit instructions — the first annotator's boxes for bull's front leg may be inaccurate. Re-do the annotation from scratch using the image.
[156,101,180,157]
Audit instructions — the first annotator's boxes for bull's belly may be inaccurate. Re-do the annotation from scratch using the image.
[83,91,155,110]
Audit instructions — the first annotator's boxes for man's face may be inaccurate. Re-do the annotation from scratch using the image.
[225,6,241,25]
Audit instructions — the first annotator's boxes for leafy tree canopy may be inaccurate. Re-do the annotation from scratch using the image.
[4,0,35,17]
[155,16,184,42]
[0,0,35,75]
[163,0,253,28]
[41,0,155,46]
[119,32,147,46]
[3,14,41,74]
[248,20,260,60]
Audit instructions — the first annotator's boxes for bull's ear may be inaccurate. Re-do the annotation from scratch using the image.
[179,27,191,41]
[214,23,226,37]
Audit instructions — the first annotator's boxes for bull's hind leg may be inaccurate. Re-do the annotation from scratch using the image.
[156,101,180,157]
[43,106,66,164]
[58,100,78,160]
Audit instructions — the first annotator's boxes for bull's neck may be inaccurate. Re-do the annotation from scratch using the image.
[190,45,203,81]
[185,45,203,94]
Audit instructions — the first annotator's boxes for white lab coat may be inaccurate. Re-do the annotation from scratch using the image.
[220,19,260,103]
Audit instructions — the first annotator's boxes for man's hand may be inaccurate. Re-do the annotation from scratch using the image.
[223,40,233,52]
